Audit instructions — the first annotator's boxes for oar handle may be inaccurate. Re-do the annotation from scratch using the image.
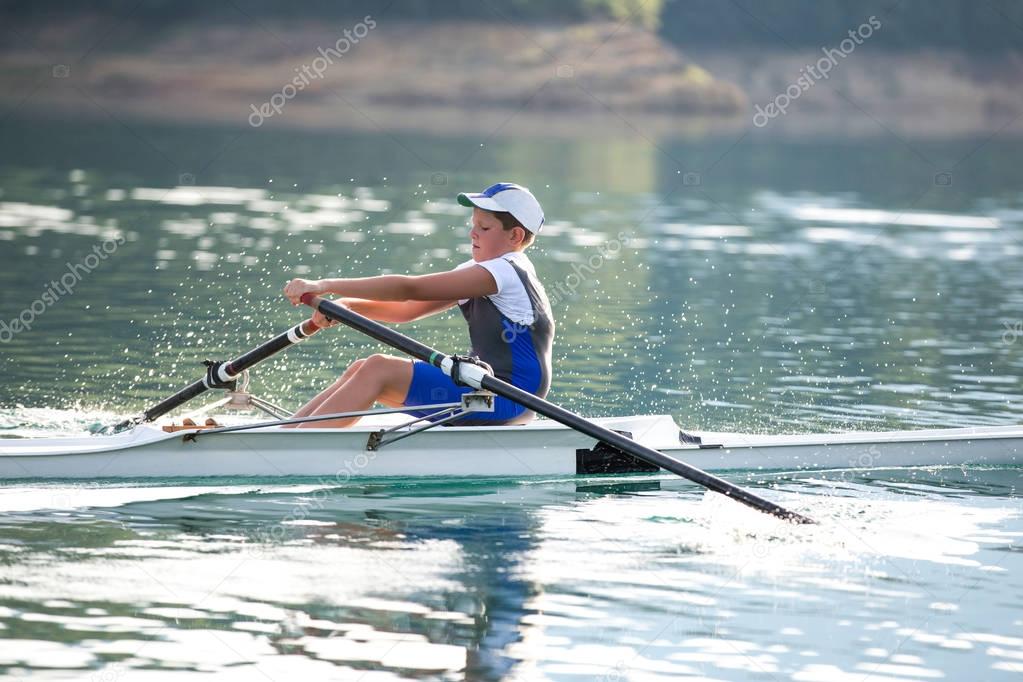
[301,294,442,365]
[300,294,814,524]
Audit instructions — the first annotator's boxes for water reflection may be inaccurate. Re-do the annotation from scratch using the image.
[0,473,1018,678]
[0,483,519,678]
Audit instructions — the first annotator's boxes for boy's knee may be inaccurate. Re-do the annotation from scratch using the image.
[333,358,366,385]
[361,354,392,371]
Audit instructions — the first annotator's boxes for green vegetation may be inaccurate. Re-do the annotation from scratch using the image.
[660,0,1023,52]
[1,0,1019,50]
[0,0,663,30]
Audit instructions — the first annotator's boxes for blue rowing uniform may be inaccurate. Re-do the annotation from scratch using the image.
[402,251,554,425]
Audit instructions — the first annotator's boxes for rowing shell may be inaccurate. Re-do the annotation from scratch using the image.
[1,416,1020,480]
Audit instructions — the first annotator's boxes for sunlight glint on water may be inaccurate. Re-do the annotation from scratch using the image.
[1,121,1022,679]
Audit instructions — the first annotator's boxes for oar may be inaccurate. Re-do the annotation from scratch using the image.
[108,319,322,432]
[300,294,814,524]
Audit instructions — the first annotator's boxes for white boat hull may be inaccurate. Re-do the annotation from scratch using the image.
[1,416,1022,480]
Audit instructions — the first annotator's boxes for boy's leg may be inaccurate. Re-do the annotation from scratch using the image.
[296,354,414,428]
[288,359,366,423]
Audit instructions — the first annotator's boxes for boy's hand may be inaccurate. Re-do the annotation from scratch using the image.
[311,309,339,329]
[284,278,323,305]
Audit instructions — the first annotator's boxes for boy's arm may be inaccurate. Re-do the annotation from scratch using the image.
[285,265,498,304]
[341,298,457,323]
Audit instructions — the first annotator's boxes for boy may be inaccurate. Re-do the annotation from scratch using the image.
[283,182,553,427]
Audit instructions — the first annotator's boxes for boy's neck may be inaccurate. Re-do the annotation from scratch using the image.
[490,247,527,259]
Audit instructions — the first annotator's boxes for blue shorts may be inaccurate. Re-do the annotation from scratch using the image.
[402,360,529,425]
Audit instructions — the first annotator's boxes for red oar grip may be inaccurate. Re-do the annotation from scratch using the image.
[300,293,322,307]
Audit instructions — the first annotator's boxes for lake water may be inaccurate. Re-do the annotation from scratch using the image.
[0,115,1022,679]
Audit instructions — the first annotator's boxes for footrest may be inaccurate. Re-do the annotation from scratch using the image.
[163,418,221,432]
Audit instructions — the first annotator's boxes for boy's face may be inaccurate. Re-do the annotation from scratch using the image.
[469,207,521,262]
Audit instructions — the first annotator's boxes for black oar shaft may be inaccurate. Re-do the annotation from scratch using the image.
[141,379,207,423]
[224,320,319,376]
[301,295,813,524]
[480,377,811,522]
[140,319,320,423]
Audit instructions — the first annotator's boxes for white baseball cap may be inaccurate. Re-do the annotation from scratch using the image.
[457,182,545,234]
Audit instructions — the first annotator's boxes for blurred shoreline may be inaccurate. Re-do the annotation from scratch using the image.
[1,17,1021,139]
[692,47,1023,138]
